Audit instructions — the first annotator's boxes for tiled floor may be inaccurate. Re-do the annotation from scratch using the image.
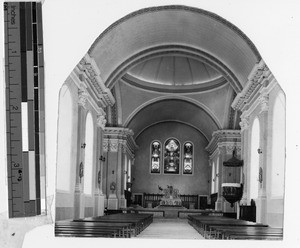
[135,218,204,239]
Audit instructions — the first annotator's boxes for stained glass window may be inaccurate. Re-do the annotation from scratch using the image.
[164,138,180,174]
[150,141,161,173]
[183,142,193,174]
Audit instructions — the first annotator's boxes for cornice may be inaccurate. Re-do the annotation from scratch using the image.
[103,127,138,155]
[205,130,241,154]
[231,60,273,111]
[76,54,115,107]
[122,73,227,94]
[88,5,261,61]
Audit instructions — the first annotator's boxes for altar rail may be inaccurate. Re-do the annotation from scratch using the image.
[143,194,200,209]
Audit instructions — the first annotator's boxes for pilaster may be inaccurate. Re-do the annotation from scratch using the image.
[256,93,269,223]
[239,115,250,205]
[73,97,87,219]
[103,127,137,209]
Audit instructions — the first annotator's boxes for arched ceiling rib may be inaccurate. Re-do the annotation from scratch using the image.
[89,5,261,91]
[127,55,222,86]
[126,99,220,140]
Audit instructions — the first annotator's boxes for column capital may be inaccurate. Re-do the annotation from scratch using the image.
[205,130,241,156]
[78,89,88,109]
[77,54,115,108]
[97,113,107,130]
[239,116,250,132]
[259,93,269,113]
[103,127,138,157]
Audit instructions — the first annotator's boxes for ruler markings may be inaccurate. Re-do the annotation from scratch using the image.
[5,1,45,218]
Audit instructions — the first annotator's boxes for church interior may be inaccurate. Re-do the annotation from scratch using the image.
[54,5,286,240]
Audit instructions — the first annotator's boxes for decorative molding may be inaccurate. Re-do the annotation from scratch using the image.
[104,45,242,93]
[103,140,109,152]
[205,130,241,155]
[78,89,88,109]
[259,93,269,113]
[209,147,220,161]
[222,144,241,156]
[71,71,107,115]
[97,113,107,130]
[232,60,272,111]
[76,54,115,107]
[103,127,138,157]
[122,67,228,94]
[109,139,119,152]
[239,116,250,132]
[88,5,261,61]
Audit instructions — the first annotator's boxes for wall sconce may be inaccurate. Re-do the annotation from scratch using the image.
[112,170,114,174]
[216,173,219,177]
[124,170,127,174]
[257,148,262,154]
[99,155,106,162]
[79,162,84,183]
[258,167,263,183]
[81,143,86,149]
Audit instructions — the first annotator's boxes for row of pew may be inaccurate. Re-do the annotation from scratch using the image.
[55,213,153,238]
[188,215,283,240]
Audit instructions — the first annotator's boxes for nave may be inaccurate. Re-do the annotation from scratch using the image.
[55,213,283,240]
[55,4,286,240]
[133,218,203,239]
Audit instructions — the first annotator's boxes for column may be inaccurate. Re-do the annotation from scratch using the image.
[239,115,250,205]
[96,113,106,216]
[215,148,223,211]
[256,93,269,224]
[107,139,119,210]
[73,90,87,219]
[119,143,127,208]
[102,139,108,209]
[103,128,137,210]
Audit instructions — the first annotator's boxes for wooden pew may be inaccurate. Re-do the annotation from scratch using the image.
[55,213,153,238]
[209,225,283,240]
[73,213,153,236]
[187,215,282,240]
[55,222,132,238]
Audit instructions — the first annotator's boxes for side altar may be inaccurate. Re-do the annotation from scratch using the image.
[158,185,182,207]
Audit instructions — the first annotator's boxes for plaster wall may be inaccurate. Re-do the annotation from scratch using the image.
[243,82,285,227]
[132,122,209,195]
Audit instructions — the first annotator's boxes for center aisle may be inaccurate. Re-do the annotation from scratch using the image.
[134,218,204,239]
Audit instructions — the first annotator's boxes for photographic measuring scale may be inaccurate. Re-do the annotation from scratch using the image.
[4,2,46,218]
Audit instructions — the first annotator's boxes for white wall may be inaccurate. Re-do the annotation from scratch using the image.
[0,0,300,248]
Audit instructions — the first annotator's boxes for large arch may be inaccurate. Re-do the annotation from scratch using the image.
[88,5,261,91]
[125,98,221,140]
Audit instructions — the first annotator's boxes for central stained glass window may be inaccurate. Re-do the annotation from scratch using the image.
[164,138,180,174]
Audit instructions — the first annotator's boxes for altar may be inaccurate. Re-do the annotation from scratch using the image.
[158,185,182,207]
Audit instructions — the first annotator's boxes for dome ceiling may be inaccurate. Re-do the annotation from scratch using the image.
[89,5,262,91]
[126,55,222,86]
